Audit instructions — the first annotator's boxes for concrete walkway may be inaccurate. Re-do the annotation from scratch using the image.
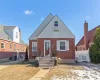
[29,69,50,80]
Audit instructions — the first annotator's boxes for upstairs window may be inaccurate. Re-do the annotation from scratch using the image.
[1,43,5,48]
[54,21,58,27]
[16,32,18,38]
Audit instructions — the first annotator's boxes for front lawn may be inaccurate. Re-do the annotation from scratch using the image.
[42,64,100,80]
[0,64,40,80]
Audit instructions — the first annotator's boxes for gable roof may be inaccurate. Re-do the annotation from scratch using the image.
[29,13,54,40]
[37,15,75,38]
[29,14,75,40]
[4,26,16,30]
[0,29,12,41]
[76,25,100,46]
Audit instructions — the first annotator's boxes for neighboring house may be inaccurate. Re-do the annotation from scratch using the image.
[0,25,27,60]
[29,13,75,63]
[76,21,100,51]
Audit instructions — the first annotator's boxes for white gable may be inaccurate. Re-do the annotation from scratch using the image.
[29,13,54,40]
[38,16,75,38]
[13,27,20,43]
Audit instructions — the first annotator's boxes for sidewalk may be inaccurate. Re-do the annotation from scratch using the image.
[0,65,8,70]
[0,60,23,70]
[29,69,50,80]
[0,59,23,65]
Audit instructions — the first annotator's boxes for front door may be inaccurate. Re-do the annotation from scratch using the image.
[44,40,51,56]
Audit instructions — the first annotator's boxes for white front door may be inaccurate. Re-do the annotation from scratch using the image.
[44,40,51,56]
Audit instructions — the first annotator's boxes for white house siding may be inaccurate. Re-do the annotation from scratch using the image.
[38,16,75,38]
[13,27,20,43]
[75,50,90,62]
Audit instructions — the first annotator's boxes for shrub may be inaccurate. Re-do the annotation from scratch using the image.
[52,51,57,57]
[89,27,100,63]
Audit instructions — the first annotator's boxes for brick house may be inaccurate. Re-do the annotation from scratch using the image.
[0,25,27,61]
[76,21,100,51]
[29,14,75,63]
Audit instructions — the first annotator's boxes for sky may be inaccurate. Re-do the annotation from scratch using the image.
[0,0,100,44]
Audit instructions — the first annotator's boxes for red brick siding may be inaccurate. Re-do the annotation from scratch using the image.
[29,38,75,59]
[0,39,27,52]
[29,40,37,58]
[0,52,25,59]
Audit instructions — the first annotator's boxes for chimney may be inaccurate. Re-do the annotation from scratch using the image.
[84,21,88,50]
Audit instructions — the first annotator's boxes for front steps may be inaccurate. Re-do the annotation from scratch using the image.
[36,56,56,68]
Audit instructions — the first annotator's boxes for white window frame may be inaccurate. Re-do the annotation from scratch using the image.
[57,40,69,51]
[1,42,5,49]
[32,42,37,51]
[10,43,12,49]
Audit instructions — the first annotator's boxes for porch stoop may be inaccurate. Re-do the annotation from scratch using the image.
[36,56,56,68]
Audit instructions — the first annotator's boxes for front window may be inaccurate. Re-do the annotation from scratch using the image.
[60,41,65,50]
[57,40,69,51]
[54,21,58,27]
[32,42,37,51]
[1,43,5,48]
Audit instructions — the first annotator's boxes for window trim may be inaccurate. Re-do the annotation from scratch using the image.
[1,42,5,49]
[57,40,69,51]
[32,42,37,51]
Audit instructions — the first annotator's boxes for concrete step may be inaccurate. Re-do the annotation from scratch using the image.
[39,61,54,64]
[39,63,54,67]
[38,59,54,64]
[39,60,54,63]
[36,57,56,60]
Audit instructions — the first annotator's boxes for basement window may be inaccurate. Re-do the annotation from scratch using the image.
[1,43,5,48]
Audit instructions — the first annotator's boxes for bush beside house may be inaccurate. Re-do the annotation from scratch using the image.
[89,28,100,63]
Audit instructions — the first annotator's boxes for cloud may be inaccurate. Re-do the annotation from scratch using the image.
[85,16,90,21]
[40,17,44,21]
[24,10,35,15]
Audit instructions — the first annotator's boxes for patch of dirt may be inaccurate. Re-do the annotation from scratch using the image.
[0,64,40,80]
[42,64,84,80]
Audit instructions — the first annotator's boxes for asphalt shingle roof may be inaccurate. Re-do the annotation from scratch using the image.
[76,25,100,46]
[4,26,16,30]
[29,13,54,40]
[0,29,12,41]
